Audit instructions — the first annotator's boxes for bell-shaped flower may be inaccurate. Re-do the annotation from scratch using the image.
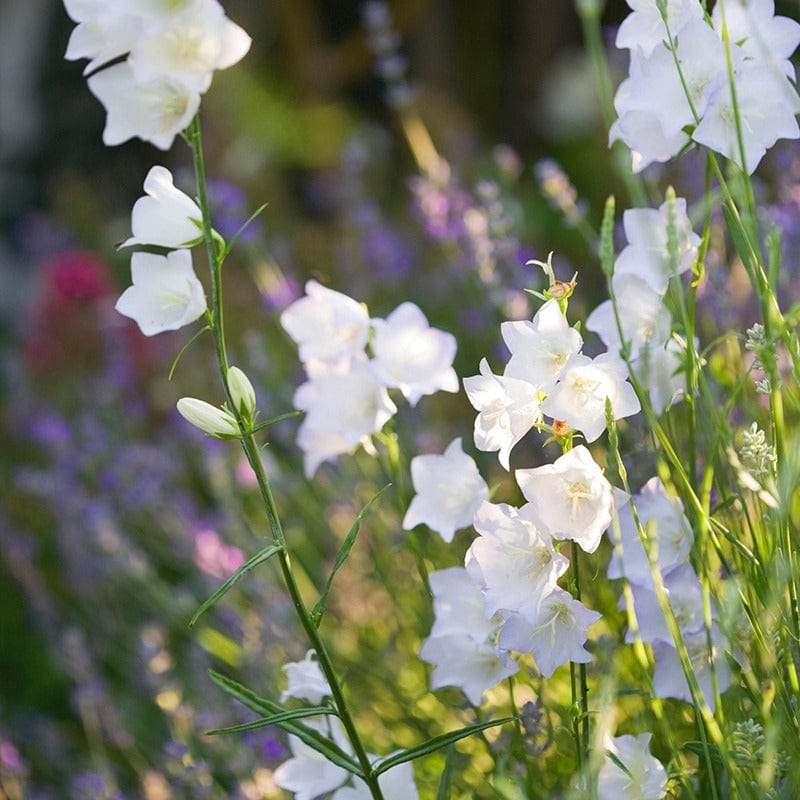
[281,280,371,369]
[616,0,703,57]
[293,358,397,477]
[115,249,207,335]
[466,502,568,619]
[273,718,352,800]
[419,634,518,706]
[280,650,331,704]
[131,0,252,93]
[121,166,202,249]
[402,438,490,543]
[86,62,200,150]
[516,445,620,554]
[428,567,498,642]
[652,624,733,710]
[712,0,800,79]
[597,733,668,800]
[502,299,583,393]
[693,62,800,174]
[542,352,641,444]
[613,197,700,293]
[609,108,691,173]
[622,563,706,645]
[463,358,541,470]
[586,274,672,360]
[607,476,694,587]
[176,397,239,438]
[333,759,418,800]
[498,589,601,678]
[633,337,686,415]
[369,302,458,406]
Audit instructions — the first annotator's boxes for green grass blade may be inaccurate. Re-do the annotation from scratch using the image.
[207,705,336,736]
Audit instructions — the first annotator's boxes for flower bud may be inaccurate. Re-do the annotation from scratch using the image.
[177,397,240,438]
[227,366,256,422]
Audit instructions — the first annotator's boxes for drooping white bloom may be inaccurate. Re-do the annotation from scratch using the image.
[86,62,201,150]
[463,358,541,469]
[541,352,641,443]
[369,302,458,406]
[693,62,800,174]
[428,567,498,642]
[712,0,800,79]
[280,650,331,705]
[622,563,706,645]
[273,719,352,800]
[333,759,418,800]
[176,397,239,438]
[281,280,371,369]
[131,0,252,93]
[609,108,691,173]
[498,589,601,678]
[502,299,583,393]
[586,274,672,360]
[121,166,202,249]
[419,634,518,706]
[616,0,704,57]
[633,336,685,415]
[115,249,206,335]
[402,438,490,543]
[293,359,397,477]
[607,476,694,587]
[613,197,700,293]
[466,502,568,619]
[516,445,619,554]
[597,732,668,800]
[652,624,733,710]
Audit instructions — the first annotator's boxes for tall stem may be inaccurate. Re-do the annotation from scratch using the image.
[185,113,386,800]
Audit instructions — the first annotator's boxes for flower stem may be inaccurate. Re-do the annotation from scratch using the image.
[185,113,386,800]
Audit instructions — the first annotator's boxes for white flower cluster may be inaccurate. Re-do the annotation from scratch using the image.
[407,285,642,698]
[63,0,251,149]
[587,195,700,414]
[612,0,800,173]
[274,651,419,800]
[281,281,459,477]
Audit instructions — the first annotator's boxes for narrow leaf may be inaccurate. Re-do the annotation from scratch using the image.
[371,717,515,777]
[222,202,269,258]
[251,410,302,433]
[209,671,362,774]
[190,544,283,627]
[207,705,336,736]
[436,747,456,800]
[599,195,616,277]
[721,203,755,275]
[169,324,212,380]
[310,484,391,628]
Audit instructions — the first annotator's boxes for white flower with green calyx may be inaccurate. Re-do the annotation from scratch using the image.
[280,650,330,705]
[176,397,240,439]
[115,249,206,336]
[227,366,256,423]
[121,166,203,249]
[597,732,668,800]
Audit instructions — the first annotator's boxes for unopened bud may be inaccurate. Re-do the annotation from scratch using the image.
[177,397,240,438]
[227,366,257,421]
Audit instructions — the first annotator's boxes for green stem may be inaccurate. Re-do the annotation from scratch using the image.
[186,113,386,800]
[569,541,592,791]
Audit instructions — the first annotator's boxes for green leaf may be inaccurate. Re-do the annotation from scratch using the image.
[222,202,269,259]
[208,671,362,775]
[251,410,302,433]
[435,747,456,800]
[189,544,283,627]
[310,484,391,629]
[722,203,755,276]
[683,740,724,767]
[168,324,212,380]
[207,705,336,736]
[371,716,515,777]
[599,195,616,277]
